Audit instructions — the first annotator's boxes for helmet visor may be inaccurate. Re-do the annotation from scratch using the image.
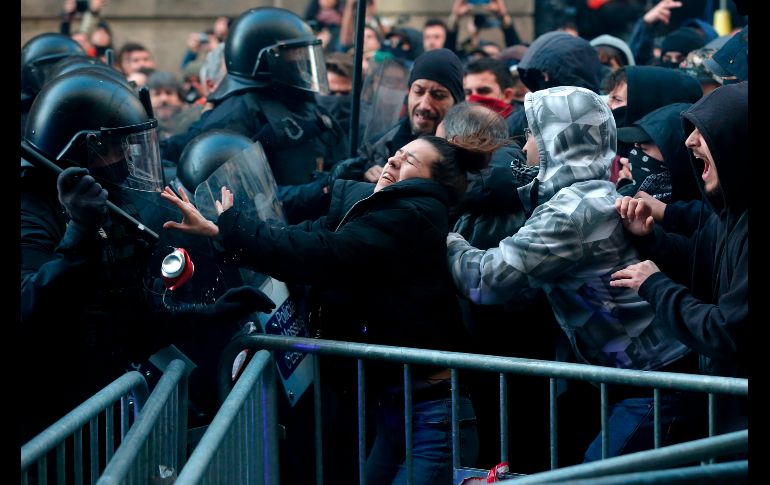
[263,39,329,94]
[86,121,164,192]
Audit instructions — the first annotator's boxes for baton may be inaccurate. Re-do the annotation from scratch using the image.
[21,139,160,241]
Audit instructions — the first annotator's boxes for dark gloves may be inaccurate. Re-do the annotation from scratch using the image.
[161,285,276,327]
[207,285,276,321]
[57,167,109,232]
[326,156,368,187]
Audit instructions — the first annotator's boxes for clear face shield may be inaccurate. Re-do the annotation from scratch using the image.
[194,141,286,288]
[193,141,286,224]
[256,38,330,95]
[58,120,165,192]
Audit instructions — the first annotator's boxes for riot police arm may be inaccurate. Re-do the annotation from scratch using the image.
[20,168,109,323]
[155,284,276,331]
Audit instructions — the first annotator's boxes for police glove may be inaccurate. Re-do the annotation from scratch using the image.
[207,285,276,321]
[57,167,109,232]
[162,285,276,326]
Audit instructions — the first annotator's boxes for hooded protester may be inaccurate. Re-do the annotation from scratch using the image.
[447,86,700,462]
[607,65,702,129]
[658,27,706,68]
[615,102,701,203]
[591,34,636,72]
[611,82,748,434]
[604,65,702,182]
[509,31,604,139]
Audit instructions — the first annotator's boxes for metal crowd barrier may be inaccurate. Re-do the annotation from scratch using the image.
[175,350,279,485]
[96,359,189,484]
[20,371,149,485]
[217,334,748,485]
[501,430,748,484]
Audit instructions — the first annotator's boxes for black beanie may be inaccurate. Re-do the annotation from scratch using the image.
[407,48,464,103]
[661,27,705,56]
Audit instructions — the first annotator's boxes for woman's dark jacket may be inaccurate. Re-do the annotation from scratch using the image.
[217,178,468,378]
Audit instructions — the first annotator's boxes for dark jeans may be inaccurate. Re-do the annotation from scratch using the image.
[366,395,479,485]
[583,391,707,462]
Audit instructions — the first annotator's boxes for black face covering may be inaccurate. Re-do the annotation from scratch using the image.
[90,160,130,187]
[627,146,667,191]
[611,105,628,127]
[658,60,680,70]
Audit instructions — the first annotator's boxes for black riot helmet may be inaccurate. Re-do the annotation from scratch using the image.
[24,70,164,192]
[209,7,329,101]
[177,130,254,193]
[21,33,85,101]
[47,55,134,90]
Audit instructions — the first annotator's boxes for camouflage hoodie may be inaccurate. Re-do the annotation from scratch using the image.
[447,86,690,370]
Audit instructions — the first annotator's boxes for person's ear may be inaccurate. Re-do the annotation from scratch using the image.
[511,83,529,102]
[501,87,516,104]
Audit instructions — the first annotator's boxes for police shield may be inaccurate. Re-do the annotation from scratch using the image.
[359,56,409,142]
[194,142,314,407]
[194,141,286,226]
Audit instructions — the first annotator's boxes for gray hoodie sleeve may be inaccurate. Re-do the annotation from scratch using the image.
[447,200,583,305]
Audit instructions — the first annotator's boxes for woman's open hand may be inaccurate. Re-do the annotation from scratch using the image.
[161,185,220,237]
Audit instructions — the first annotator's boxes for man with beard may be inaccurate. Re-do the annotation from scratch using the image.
[612,82,748,435]
[260,47,464,223]
[326,48,465,186]
[147,70,204,140]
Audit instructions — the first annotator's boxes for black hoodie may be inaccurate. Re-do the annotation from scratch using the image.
[617,66,703,129]
[620,102,702,204]
[634,82,748,382]
[517,31,603,94]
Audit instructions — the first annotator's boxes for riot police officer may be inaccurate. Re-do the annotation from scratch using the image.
[20,70,274,444]
[20,32,85,131]
[161,7,349,223]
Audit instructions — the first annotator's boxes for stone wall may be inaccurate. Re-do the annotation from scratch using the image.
[21,0,533,74]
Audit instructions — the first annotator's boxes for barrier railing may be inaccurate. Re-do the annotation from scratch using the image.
[217,334,748,485]
[501,430,748,483]
[175,349,278,485]
[20,371,148,485]
[96,359,188,484]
